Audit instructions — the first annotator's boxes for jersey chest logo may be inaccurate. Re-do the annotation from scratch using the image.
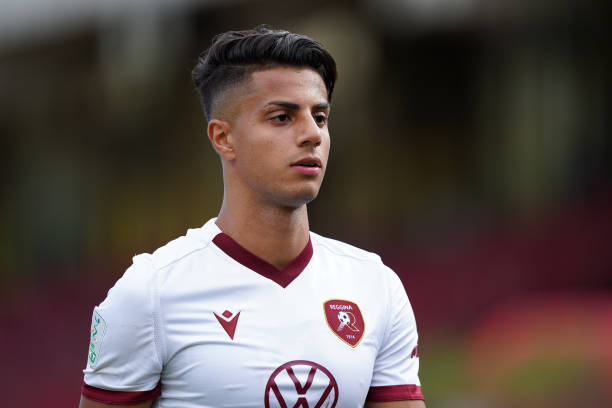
[213,310,241,340]
[323,299,365,347]
[264,360,338,408]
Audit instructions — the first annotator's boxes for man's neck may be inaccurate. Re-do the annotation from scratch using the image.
[215,199,310,270]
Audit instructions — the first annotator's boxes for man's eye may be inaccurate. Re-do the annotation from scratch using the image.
[314,114,328,125]
[272,113,289,123]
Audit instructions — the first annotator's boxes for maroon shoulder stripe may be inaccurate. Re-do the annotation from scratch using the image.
[366,384,424,401]
[81,381,162,404]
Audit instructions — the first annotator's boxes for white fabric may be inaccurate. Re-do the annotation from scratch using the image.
[83,218,420,407]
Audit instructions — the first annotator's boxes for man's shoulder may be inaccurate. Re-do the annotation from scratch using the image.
[309,232,404,289]
[132,218,219,274]
[310,231,384,266]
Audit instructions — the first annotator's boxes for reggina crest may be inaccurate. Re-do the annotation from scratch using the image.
[323,299,365,347]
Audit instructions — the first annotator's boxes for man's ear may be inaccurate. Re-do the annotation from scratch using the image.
[207,119,236,161]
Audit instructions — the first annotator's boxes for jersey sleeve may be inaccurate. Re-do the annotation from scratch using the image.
[82,254,164,404]
[367,267,424,402]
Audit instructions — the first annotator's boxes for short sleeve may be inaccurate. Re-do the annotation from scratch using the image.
[82,255,163,404]
[367,268,424,402]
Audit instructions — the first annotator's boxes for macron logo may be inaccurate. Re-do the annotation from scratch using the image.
[214,310,240,340]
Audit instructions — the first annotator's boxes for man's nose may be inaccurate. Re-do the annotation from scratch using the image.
[297,115,322,147]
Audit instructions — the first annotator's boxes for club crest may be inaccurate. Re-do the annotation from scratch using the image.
[323,299,365,347]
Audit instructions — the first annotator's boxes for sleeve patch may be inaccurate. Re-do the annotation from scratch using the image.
[87,310,107,369]
[366,385,424,401]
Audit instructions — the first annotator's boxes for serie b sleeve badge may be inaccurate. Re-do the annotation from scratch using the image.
[323,299,365,347]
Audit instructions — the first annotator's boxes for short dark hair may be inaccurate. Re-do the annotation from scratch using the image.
[192,25,337,121]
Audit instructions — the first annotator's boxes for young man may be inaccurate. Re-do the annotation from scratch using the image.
[79,26,425,408]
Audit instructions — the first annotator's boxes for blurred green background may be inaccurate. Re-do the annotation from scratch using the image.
[1,0,611,406]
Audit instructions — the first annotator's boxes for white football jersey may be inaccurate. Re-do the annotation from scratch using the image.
[82,219,423,407]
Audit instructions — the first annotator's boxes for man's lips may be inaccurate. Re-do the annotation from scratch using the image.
[291,157,322,175]
[291,157,322,168]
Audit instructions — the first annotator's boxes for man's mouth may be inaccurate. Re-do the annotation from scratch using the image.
[291,158,323,175]
[291,158,322,168]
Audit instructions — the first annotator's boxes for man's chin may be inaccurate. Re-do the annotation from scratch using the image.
[276,190,320,210]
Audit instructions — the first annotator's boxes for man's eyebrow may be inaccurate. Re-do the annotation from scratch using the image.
[265,101,300,110]
[264,101,331,110]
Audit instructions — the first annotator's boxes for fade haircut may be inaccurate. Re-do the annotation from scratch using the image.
[192,25,337,121]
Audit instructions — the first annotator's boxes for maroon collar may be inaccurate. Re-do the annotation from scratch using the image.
[212,233,313,288]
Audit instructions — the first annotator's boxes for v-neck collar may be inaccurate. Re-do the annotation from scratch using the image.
[212,232,313,288]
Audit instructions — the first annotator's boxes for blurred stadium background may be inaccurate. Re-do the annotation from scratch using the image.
[1,0,611,406]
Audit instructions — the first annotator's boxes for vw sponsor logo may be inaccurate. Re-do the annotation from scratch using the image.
[264,360,338,408]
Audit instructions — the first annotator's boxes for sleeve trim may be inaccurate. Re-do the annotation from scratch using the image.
[366,385,424,401]
[81,381,162,404]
